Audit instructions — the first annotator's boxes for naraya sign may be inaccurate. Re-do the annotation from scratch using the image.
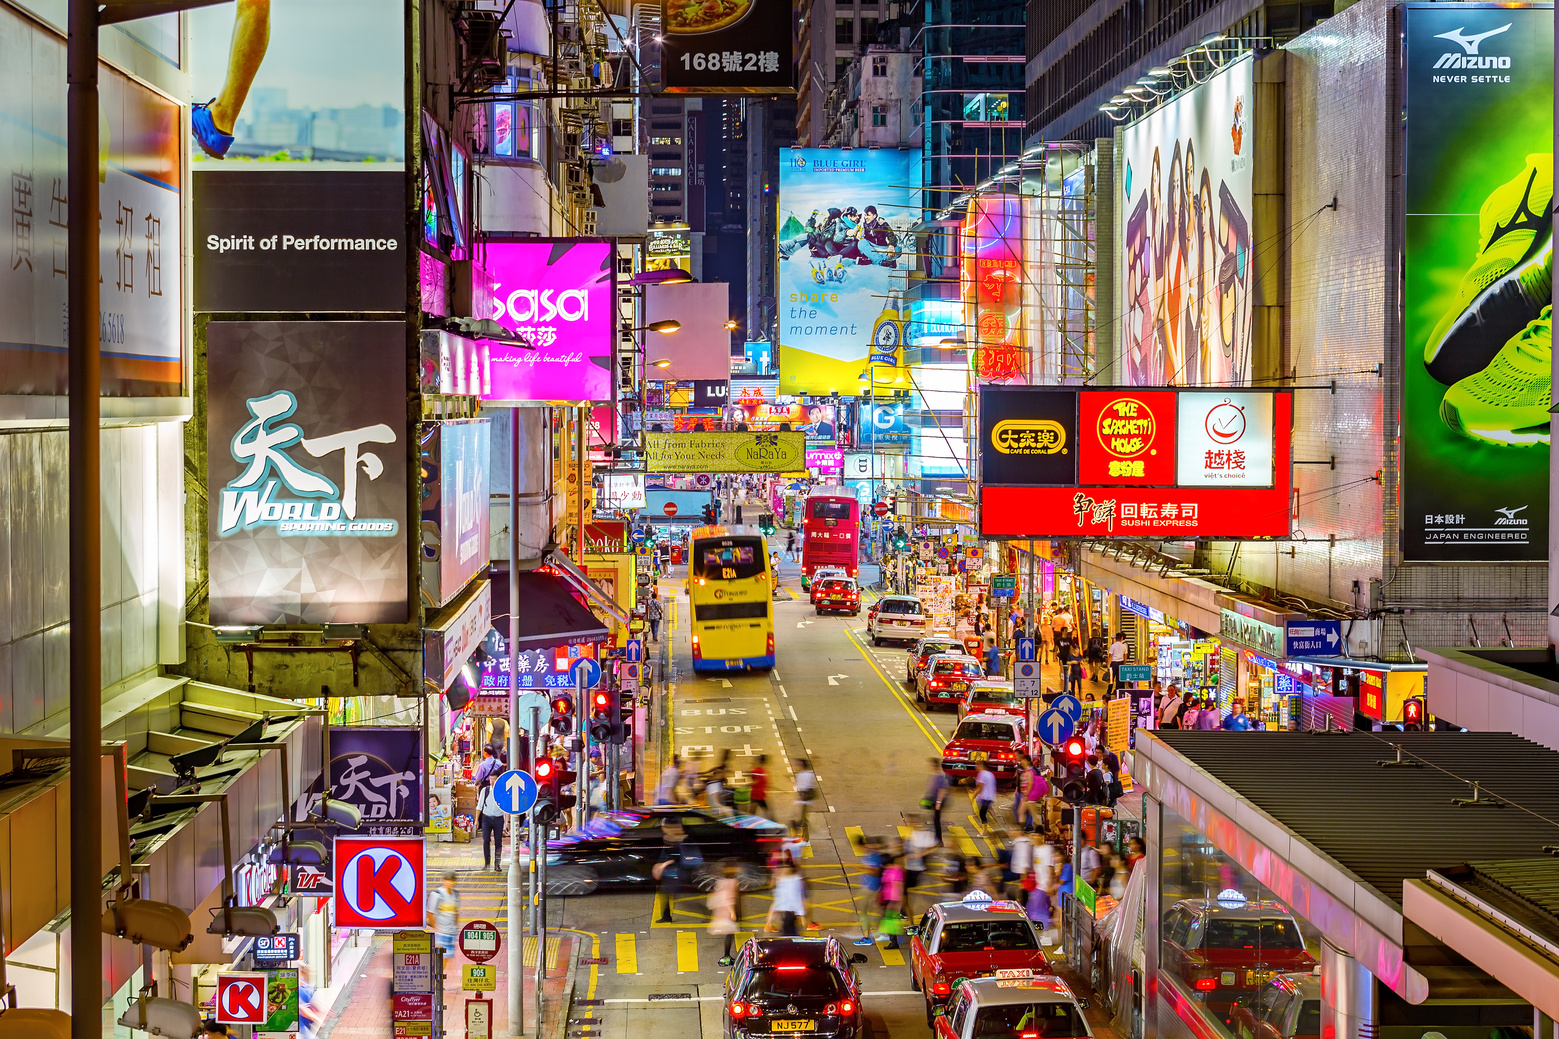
[208,322,409,624]
[644,431,807,474]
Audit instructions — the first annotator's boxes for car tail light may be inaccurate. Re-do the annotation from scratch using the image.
[831,1001,855,1016]
[767,632,775,655]
[932,981,951,996]
[730,1001,761,1018]
[1195,977,1218,991]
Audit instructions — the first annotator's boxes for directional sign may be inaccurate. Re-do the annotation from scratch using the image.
[1118,664,1153,683]
[216,973,269,1026]
[1037,708,1075,747]
[459,921,502,964]
[492,769,538,815]
[1017,637,1036,662]
[334,836,426,929]
[631,527,648,544]
[253,933,301,965]
[663,502,679,518]
[569,657,602,689]
[1285,620,1342,657]
[463,965,497,992]
[626,639,644,663]
[1050,693,1083,722]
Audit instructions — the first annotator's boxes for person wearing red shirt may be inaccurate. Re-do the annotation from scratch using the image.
[749,754,769,818]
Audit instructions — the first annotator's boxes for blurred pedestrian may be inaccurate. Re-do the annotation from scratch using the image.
[749,754,770,818]
[879,855,906,948]
[1222,700,1254,731]
[657,754,682,805]
[426,871,460,957]
[475,776,506,870]
[793,758,818,840]
[854,837,885,946]
[1196,698,1221,730]
[973,760,997,831]
[710,863,741,965]
[922,756,950,844]
[653,821,691,923]
[903,814,937,912]
[1109,633,1129,688]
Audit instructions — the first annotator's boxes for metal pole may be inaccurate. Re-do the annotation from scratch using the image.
[68,4,103,1039]
[535,822,547,1039]
[508,409,524,1034]
[577,670,589,826]
[528,706,542,942]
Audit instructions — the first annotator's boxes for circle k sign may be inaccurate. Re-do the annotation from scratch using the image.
[215,972,269,1025]
[333,835,427,929]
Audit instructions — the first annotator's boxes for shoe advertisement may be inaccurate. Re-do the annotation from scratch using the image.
[1402,5,1552,561]
[190,0,408,313]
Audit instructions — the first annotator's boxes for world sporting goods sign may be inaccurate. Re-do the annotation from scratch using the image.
[333,836,426,929]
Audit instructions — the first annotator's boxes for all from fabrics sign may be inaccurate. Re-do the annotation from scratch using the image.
[207,322,409,624]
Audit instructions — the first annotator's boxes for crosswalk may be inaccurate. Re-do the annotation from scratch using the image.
[601,926,909,976]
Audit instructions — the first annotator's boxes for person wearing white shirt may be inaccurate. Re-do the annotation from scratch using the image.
[1108,633,1129,689]
[973,763,997,830]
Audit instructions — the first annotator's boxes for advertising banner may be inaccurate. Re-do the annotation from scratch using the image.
[645,227,692,272]
[208,322,409,624]
[1401,5,1551,561]
[963,194,1027,383]
[725,402,839,442]
[1120,54,1254,387]
[660,0,794,93]
[481,239,614,403]
[645,431,807,473]
[644,282,734,381]
[311,727,424,837]
[190,0,406,313]
[0,9,183,395]
[691,380,730,408]
[805,448,844,472]
[978,386,1292,538]
[778,149,920,395]
[420,421,491,607]
[859,401,911,446]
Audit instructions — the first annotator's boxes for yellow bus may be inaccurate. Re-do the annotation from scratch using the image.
[686,525,775,672]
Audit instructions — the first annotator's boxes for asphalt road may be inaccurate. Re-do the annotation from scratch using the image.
[545,551,1006,1039]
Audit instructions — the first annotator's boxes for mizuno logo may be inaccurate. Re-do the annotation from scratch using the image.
[1495,505,1530,525]
[1431,23,1513,69]
[1434,24,1510,55]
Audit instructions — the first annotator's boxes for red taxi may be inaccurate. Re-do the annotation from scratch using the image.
[932,975,1090,1039]
[1161,898,1316,1019]
[813,577,861,616]
[916,654,987,710]
[910,899,1051,1023]
[905,637,971,688]
[941,713,1025,782]
[958,679,1026,722]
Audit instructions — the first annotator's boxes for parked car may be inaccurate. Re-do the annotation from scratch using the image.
[868,595,928,645]
[1230,973,1321,1039]
[722,936,870,1039]
[931,974,1090,1038]
[910,899,1052,1021]
[1160,899,1316,1018]
[906,637,972,688]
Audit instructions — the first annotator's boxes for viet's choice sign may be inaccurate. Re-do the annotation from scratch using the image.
[482,239,614,403]
[978,386,1292,539]
[645,431,807,473]
[208,322,409,624]
[777,149,920,395]
[1401,5,1551,561]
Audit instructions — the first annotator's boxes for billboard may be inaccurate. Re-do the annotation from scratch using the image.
[977,386,1292,538]
[725,402,839,442]
[420,421,491,608]
[0,10,183,395]
[660,0,794,94]
[1401,5,1551,562]
[190,0,407,313]
[482,239,614,403]
[644,282,734,381]
[207,322,409,624]
[778,149,920,395]
[1120,54,1254,387]
[963,194,1027,383]
[645,431,807,473]
[859,401,911,446]
[299,726,424,837]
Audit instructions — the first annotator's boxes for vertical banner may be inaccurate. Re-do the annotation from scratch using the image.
[963,194,1027,383]
[1119,54,1254,387]
[480,239,615,403]
[207,322,410,624]
[1401,5,1551,561]
[310,727,425,836]
[420,420,492,607]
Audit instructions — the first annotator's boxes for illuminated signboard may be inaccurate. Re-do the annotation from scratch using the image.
[962,194,1027,384]
[481,238,614,403]
[1077,390,1176,486]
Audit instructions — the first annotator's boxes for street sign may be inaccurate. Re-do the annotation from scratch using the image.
[1016,661,1036,679]
[569,657,602,689]
[491,769,538,815]
[1017,637,1036,662]
[466,1000,493,1039]
[215,973,269,1026]
[1285,620,1342,656]
[990,574,1016,598]
[1014,679,1045,699]
[663,502,679,517]
[626,663,640,680]
[1036,708,1075,746]
[626,639,644,662]
[1050,693,1083,721]
[636,543,651,556]
[253,933,300,965]
[459,921,502,964]
[334,836,426,929]
[391,930,434,993]
[873,501,889,517]
[630,527,648,544]
[1118,664,1153,683]
[463,965,497,992]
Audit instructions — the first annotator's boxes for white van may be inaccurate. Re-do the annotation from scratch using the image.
[868,594,928,645]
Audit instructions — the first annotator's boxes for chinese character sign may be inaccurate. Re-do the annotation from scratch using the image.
[660,0,794,93]
[207,322,409,624]
[303,727,424,837]
[0,12,182,395]
[962,194,1027,384]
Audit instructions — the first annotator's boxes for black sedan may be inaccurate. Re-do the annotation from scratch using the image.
[723,937,871,1039]
[521,806,786,895]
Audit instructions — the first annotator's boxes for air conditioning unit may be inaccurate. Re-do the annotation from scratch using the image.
[458,10,509,89]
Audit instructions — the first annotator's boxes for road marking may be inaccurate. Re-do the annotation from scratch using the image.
[879,945,906,967]
[787,704,798,722]
[947,824,979,857]
[615,932,638,974]
[845,826,867,857]
[676,930,699,973]
[844,627,949,752]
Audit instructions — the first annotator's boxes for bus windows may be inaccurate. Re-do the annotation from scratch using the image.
[811,500,853,520]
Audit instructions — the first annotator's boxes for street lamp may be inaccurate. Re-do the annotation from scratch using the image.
[651,358,674,369]
[631,320,682,334]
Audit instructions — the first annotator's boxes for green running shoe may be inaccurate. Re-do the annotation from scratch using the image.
[1424,153,1552,385]
[1440,305,1551,447]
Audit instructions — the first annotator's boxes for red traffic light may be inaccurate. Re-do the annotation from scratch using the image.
[534,759,554,780]
[1404,699,1423,725]
[593,691,610,711]
[1064,738,1086,760]
[551,694,574,715]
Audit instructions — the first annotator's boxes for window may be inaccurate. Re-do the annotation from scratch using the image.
[871,55,887,77]
[860,17,878,40]
[971,1002,1087,1039]
[611,118,632,137]
[936,920,1038,953]
[871,105,887,127]
[694,602,771,621]
[953,721,1015,742]
[650,166,684,176]
[835,56,851,79]
[487,71,534,160]
[650,135,682,145]
[835,16,854,43]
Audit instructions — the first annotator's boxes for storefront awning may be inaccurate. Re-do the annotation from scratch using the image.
[1285,655,1427,673]
[548,549,632,627]
[492,567,611,650]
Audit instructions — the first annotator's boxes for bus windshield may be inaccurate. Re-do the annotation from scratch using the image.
[691,539,767,580]
[811,499,854,520]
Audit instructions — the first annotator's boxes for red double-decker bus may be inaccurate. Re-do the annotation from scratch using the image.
[800,493,860,588]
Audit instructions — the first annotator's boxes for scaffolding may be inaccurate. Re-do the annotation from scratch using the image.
[1023,143,1097,386]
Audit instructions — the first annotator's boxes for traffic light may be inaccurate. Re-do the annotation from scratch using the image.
[1058,737,1089,804]
[589,688,614,742]
[617,692,634,746]
[549,692,575,735]
[701,504,715,524]
[532,758,577,828]
[1403,697,1425,731]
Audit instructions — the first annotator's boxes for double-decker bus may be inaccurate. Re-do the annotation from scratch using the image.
[686,525,775,672]
[800,493,860,589]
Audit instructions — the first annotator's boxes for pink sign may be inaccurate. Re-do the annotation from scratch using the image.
[482,239,614,403]
[806,448,844,472]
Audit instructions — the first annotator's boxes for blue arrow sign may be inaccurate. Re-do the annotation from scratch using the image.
[626,639,644,663]
[1017,637,1036,662]
[1050,693,1083,722]
[492,769,538,815]
[630,527,648,544]
[1037,708,1075,747]
[1285,619,1342,657]
[568,657,602,689]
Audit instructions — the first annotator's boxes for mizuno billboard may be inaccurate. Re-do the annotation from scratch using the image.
[208,322,409,624]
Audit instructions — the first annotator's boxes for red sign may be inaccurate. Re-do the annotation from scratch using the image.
[663,502,679,518]
[872,501,889,518]
[459,921,502,964]
[1359,672,1385,720]
[392,994,435,1022]
[1078,390,1176,486]
[215,973,269,1025]
[333,836,427,929]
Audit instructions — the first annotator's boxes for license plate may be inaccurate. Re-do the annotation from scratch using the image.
[772,1021,815,1032]
[951,682,968,691]
[725,659,742,667]
[970,750,988,761]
